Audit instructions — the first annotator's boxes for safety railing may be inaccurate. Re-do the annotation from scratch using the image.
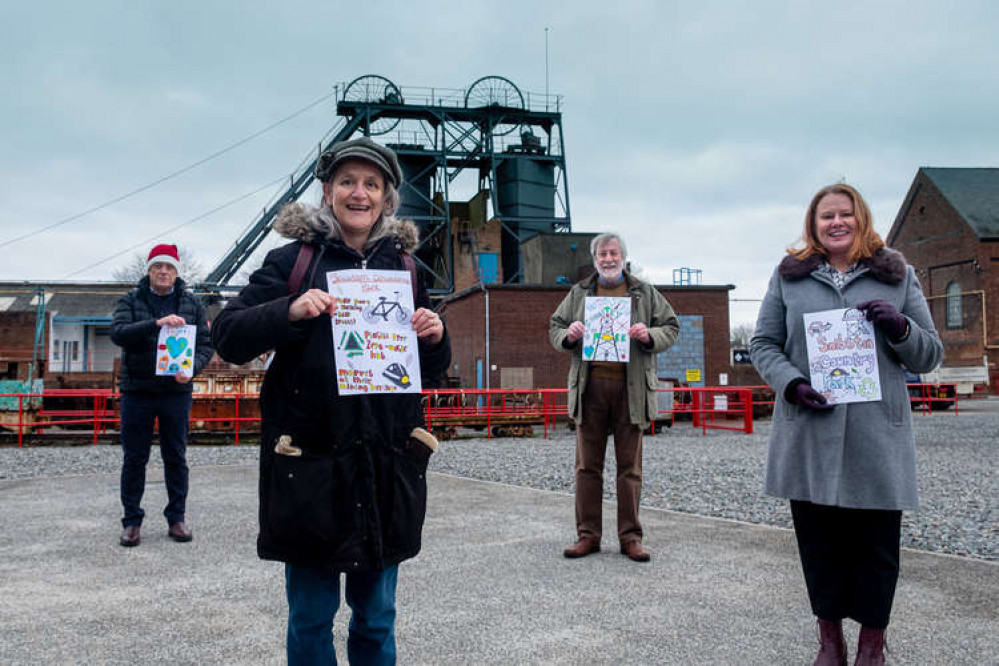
[651,386,755,435]
[422,388,569,439]
[0,391,264,448]
[908,382,960,415]
[1,383,966,447]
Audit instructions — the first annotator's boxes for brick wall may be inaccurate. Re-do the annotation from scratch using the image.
[440,284,733,390]
[0,312,47,380]
[889,172,998,377]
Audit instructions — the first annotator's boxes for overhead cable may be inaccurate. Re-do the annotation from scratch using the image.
[63,175,289,278]
[2,92,331,250]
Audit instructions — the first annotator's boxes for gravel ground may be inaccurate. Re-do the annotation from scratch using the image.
[1,405,996,561]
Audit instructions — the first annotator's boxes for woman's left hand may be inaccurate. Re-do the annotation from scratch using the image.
[412,308,444,344]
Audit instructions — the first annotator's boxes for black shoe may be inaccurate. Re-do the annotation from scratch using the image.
[120,525,141,547]
[168,522,193,542]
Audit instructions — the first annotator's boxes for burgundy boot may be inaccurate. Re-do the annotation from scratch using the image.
[814,618,847,666]
[854,627,886,666]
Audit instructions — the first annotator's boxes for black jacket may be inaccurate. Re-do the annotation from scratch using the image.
[110,276,214,393]
[211,205,450,572]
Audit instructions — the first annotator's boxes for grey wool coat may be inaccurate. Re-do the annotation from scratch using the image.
[549,271,680,428]
[750,247,942,510]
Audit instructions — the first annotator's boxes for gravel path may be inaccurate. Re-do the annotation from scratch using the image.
[1,406,996,561]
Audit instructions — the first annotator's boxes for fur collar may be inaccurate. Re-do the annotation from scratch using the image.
[778,247,907,284]
[272,202,420,252]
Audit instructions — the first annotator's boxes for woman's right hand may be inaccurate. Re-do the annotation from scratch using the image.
[790,381,835,412]
[566,321,585,342]
[289,289,335,322]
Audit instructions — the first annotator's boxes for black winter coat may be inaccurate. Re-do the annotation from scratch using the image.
[211,206,450,572]
[110,276,214,393]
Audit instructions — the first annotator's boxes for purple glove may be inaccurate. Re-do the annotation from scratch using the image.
[788,381,834,412]
[857,299,908,342]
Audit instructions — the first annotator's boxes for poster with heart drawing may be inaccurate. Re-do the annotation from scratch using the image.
[156,325,197,378]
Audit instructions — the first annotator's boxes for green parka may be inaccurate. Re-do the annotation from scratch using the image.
[549,272,680,428]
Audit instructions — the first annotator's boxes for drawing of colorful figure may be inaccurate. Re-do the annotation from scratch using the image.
[825,367,855,392]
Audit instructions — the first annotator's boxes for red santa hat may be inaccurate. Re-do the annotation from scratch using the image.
[146,244,181,272]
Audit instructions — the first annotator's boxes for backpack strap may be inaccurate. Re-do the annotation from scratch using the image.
[401,252,418,302]
[287,244,316,296]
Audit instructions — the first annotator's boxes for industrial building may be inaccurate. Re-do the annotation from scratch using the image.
[888,167,999,393]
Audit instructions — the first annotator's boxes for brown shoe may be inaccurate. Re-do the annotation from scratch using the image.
[620,540,650,562]
[814,618,847,666]
[854,627,886,666]
[168,522,193,543]
[563,537,600,558]
[119,525,140,547]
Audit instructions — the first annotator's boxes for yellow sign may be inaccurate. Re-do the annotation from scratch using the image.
[685,369,702,383]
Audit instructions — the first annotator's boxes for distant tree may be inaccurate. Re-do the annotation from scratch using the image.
[111,246,207,283]
[730,322,755,348]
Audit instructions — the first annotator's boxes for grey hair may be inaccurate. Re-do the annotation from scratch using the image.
[590,232,627,260]
[317,173,402,250]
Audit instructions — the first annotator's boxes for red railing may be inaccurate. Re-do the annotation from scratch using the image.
[908,382,960,414]
[651,386,754,435]
[0,391,263,448]
[1,382,964,447]
[422,388,569,439]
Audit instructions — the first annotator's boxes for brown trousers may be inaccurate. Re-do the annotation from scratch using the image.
[574,376,643,544]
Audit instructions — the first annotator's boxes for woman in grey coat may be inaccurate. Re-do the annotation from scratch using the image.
[751,183,942,666]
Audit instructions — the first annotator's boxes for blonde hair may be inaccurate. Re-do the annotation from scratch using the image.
[789,183,884,264]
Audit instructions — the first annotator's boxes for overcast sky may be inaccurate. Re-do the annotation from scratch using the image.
[2,1,997,328]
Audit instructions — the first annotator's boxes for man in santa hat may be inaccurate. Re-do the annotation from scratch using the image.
[110,244,214,547]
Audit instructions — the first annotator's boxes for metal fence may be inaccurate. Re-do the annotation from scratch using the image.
[0,384,960,447]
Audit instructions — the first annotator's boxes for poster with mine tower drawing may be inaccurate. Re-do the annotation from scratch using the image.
[583,296,631,362]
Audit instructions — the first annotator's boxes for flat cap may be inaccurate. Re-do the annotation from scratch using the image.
[314,137,403,188]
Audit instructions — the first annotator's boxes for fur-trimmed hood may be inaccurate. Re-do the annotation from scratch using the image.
[272,202,420,252]
[778,246,907,284]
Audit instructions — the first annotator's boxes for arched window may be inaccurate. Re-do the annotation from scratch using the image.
[946,281,962,329]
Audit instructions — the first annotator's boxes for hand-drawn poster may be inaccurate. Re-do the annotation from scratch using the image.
[803,308,881,404]
[327,269,421,395]
[582,296,631,362]
[155,325,197,378]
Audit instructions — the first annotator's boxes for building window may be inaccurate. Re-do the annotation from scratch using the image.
[946,281,962,329]
[71,341,80,361]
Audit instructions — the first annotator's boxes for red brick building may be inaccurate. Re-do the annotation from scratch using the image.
[439,283,734,390]
[887,167,999,392]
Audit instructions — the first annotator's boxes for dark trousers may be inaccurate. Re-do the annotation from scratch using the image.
[575,376,643,544]
[790,500,902,629]
[120,391,193,527]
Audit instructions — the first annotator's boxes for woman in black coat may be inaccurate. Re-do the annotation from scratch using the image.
[212,137,449,666]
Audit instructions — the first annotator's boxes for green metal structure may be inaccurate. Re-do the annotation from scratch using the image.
[205,75,571,293]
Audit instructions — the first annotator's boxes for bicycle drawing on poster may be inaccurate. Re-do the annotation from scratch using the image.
[327,269,421,395]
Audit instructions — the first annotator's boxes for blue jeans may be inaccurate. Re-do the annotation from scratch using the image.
[119,391,193,527]
[285,563,398,666]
